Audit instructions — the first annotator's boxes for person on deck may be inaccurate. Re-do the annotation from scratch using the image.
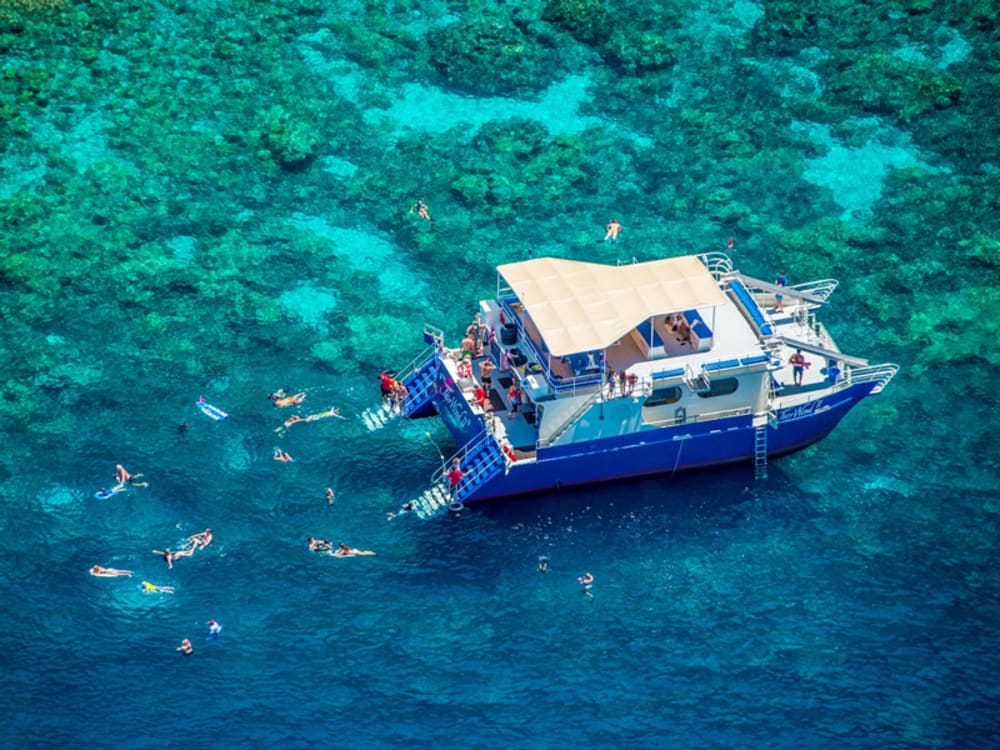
[774,271,787,312]
[789,349,810,386]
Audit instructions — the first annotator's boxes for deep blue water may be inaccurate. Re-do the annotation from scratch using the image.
[3,1,999,748]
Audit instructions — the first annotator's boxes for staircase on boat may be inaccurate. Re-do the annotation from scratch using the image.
[359,328,443,432]
[407,432,508,518]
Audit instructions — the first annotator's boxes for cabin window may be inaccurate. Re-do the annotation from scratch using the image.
[697,378,739,398]
[645,386,682,407]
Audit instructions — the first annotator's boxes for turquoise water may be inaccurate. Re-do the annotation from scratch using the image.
[2,1,998,747]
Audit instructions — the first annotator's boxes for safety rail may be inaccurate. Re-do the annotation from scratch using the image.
[499,296,605,396]
[736,274,838,306]
[684,363,711,393]
[643,404,753,428]
[431,432,507,501]
[697,251,734,280]
[392,323,443,385]
[845,363,899,395]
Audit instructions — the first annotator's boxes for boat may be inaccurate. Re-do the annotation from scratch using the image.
[361,251,898,518]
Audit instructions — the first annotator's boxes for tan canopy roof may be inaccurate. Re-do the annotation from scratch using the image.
[497,255,726,356]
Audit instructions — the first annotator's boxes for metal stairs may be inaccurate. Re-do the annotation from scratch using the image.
[409,434,507,519]
[359,349,438,432]
[684,364,711,393]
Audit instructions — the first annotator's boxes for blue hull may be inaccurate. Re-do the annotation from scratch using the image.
[432,381,876,503]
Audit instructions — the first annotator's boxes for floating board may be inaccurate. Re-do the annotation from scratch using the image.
[197,398,228,421]
[94,488,118,500]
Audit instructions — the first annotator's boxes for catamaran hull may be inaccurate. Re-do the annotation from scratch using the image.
[438,381,876,504]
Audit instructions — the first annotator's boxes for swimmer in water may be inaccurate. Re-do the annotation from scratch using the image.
[537,556,549,574]
[90,565,133,578]
[325,488,335,505]
[152,547,195,569]
[177,638,193,655]
[331,543,375,557]
[604,218,622,244]
[184,528,213,551]
[578,572,594,599]
[96,486,127,500]
[273,448,294,463]
[141,581,175,594]
[305,406,346,422]
[206,620,222,640]
[269,390,306,408]
[409,198,431,222]
[308,537,333,552]
[386,501,415,520]
[114,464,148,489]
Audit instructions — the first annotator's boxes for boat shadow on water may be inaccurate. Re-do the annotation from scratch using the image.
[470,461,797,528]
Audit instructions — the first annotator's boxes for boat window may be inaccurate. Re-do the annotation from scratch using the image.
[697,378,739,398]
[645,386,682,407]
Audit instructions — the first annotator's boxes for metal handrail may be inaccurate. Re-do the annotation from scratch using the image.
[846,363,899,395]
[697,251,733,280]
[643,405,753,428]
[431,432,507,500]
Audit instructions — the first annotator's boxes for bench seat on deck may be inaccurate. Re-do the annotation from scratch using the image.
[681,310,712,351]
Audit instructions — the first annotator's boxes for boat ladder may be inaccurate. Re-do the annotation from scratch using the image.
[359,346,439,432]
[753,421,768,479]
[408,433,507,518]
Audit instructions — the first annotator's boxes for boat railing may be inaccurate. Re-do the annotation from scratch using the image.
[697,251,733,280]
[431,431,508,497]
[845,363,900,395]
[499,296,606,397]
[536,390,603,448]
[394,324,444,383]
[789,278,838,302]
[644,404,753,428]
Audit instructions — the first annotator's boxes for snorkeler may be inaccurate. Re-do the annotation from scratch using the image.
[141,581,175,594]
[114,464,148,489]
[604,218,622,244]
[152,547,195,569]
[273,448,294,463]
[578,572,594,599]
[269,390,306,408]
[410,198,432,222]
[304,406,346,422]
[308,536,333,552]
[95,486,127,500]
[90,565,133,578]
[331,543,375,557]
[177,638,194,655]
[387,501,415,520]
[277,408,344,435]
[184,528,213,550]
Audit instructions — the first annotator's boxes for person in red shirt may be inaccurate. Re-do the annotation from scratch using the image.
[447,458,464,498]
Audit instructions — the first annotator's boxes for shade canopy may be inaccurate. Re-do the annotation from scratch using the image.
[497,255,726,356]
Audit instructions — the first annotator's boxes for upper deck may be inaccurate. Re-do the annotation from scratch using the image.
[491,253,772,400]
